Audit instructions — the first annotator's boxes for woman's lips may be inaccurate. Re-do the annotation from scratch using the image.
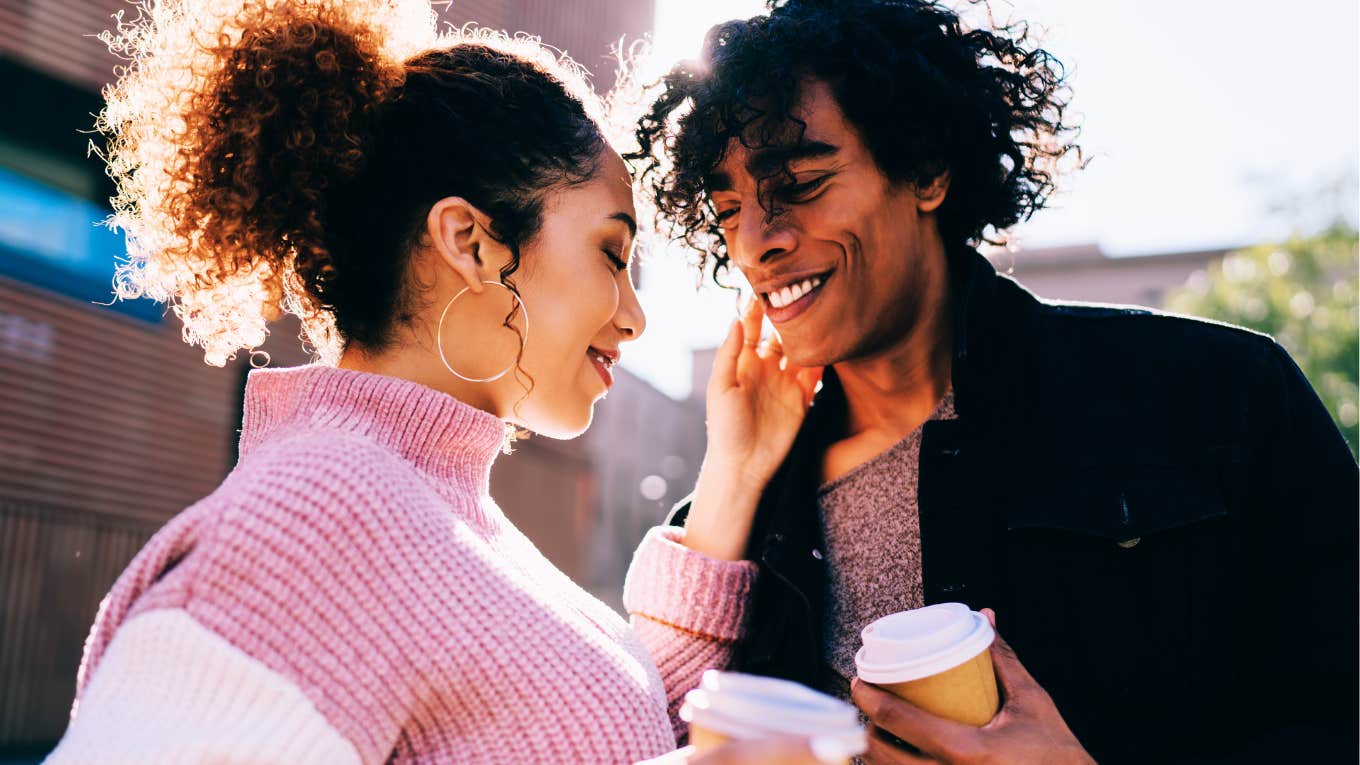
[588,348,616,388]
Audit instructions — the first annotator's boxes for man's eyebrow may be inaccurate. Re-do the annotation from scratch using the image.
[704,141,840,193]
[608,211,637,239]
[747,140,840,178]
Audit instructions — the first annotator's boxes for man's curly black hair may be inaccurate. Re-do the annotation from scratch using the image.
[630,0,1082,282]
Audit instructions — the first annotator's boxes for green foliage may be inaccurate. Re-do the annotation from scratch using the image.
[1167,224,1359,456]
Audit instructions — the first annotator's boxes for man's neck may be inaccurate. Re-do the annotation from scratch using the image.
[834,285,954,443]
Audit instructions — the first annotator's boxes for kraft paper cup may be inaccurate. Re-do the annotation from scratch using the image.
[680,670,868,764]
[854,603,999,727]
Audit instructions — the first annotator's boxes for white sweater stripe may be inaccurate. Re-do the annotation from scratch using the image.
[44,608,362,765]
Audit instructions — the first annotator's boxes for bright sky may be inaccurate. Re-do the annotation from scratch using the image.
[621,0,1360,399]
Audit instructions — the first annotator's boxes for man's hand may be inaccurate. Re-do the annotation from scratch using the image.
[851,609,1094,765]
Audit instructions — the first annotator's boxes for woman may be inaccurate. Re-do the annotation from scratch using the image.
[43,1,828,763]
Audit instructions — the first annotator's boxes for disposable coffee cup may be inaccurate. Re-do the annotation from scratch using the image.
[854,603,999,727]
[679,670,867,764]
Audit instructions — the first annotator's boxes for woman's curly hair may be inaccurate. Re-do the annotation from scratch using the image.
[97,0,607,367]
[629,0,1082,283]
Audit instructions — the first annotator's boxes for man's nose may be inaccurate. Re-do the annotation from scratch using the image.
[731,204,798,269]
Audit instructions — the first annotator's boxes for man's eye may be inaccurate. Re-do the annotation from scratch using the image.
[603,249,628,271]
[715,208,739,223]
[778,176,828,202]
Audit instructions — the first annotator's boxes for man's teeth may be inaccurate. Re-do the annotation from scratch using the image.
[591,351,613,367]
[766,276,824,309]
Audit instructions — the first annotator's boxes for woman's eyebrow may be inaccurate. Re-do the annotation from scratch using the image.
[608,211,637,238]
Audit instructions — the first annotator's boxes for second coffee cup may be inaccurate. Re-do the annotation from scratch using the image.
[680,670,867,764]
[854,603,1000,727]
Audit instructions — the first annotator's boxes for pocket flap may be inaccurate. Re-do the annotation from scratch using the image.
[1004,469,1229,542]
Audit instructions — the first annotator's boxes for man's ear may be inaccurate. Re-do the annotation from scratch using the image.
[916,171,951,214]
[426,196,489,295]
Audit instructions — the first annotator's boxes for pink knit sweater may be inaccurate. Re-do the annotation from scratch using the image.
[46,364,756,764]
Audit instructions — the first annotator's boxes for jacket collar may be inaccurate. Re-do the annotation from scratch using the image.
[944,243,1003,420]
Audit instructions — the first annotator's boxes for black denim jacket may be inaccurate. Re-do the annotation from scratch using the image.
[669,248,1359,763]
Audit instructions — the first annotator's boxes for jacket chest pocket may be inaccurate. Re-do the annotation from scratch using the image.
[1005,468,1228,542]
[1001,469,1233,585]
[1000,467,1235,610]
[993,469,1238,743]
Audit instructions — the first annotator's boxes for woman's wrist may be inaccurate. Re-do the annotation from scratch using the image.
[682,463,767,561]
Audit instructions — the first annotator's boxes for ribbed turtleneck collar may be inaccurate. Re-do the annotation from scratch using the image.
[237,364,506,498]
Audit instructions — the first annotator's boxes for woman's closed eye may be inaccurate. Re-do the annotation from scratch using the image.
[603,247,628,272]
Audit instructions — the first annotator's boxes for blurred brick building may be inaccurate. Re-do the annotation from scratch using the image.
[987,243,1232,308]
[0,0,672,754]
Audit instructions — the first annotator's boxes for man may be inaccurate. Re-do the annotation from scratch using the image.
[630,1,1359,762]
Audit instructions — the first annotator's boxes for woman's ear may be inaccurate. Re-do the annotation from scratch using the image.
[427,197,489,295]
[916,171,951,214]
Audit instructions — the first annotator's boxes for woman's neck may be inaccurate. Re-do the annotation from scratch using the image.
[338,344,503,418]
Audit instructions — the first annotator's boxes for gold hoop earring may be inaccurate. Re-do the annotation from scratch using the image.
[436,281,529,383]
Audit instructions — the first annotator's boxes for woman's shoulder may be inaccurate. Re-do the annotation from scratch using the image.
[72,435,420,702]
[113,427,484,676]
[150,427,466,611]
[88,425,491,668]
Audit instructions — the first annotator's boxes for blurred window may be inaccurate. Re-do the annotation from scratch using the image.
[0,166,160,322]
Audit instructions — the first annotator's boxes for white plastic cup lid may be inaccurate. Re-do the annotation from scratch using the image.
[679,670,867,753]
[854,603,995,684]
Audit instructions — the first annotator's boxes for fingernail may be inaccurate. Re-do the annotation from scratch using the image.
[810,735,862,764]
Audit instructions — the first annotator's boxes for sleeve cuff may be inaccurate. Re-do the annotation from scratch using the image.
[623,526,759,643]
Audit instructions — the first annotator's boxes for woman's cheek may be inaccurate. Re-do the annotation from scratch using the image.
[579,269,622,326]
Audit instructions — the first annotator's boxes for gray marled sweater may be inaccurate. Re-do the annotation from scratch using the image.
[815,389,957,699]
